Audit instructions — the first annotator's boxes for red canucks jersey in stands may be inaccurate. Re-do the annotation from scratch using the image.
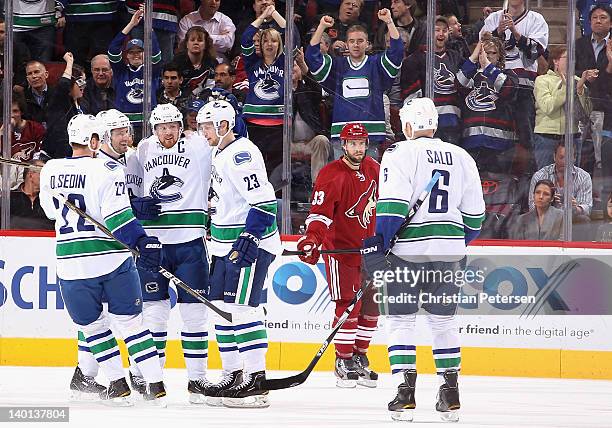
[305,156,380,266]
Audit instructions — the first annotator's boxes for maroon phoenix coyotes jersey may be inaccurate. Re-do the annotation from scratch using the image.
[305,157,380,266]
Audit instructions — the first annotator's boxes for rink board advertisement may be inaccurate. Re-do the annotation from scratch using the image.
[1,234,612,379]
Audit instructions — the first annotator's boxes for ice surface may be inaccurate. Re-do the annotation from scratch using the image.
[0,367,610,427]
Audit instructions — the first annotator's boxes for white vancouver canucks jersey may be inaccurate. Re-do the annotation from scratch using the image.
[377,137,485,258]
[209,137,282,257]
[40,156,135,280]
[126,134,212,244]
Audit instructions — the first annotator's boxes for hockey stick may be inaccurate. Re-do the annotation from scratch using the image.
[50,190,233,322]
[261,172,442,390]
[282,248,360,256]
[0,157,43,170]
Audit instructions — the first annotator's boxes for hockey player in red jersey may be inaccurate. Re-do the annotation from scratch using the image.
[297,122,380,388]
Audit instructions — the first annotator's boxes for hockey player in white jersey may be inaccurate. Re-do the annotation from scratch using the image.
[196,100,281,408]
[39,114,167,405]
[362,98,485,422]
[126,103,213,404]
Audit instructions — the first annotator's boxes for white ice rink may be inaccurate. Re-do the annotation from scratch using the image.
[1,367,611,427]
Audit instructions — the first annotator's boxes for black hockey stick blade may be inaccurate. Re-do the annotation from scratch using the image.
[51,190,233,322]
[261,284,366,390]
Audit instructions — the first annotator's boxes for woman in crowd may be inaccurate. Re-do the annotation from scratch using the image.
[41,52,89,158]
[512,179,563,241]
[174,26,217,99]
[240,5,286,177]
[456,32,518,174]
[533,45,592,169]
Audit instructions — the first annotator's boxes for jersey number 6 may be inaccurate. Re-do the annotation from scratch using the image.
[428,169,450,214]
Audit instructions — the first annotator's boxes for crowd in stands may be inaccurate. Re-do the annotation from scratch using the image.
[0,0,611,243]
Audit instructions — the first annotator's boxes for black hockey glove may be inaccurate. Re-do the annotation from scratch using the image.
[131,196,161,221]
[229,232,260,268]
[136,236,162,273]
[362,234,390,280]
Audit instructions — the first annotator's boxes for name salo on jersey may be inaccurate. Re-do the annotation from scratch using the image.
[208,137,282,257]
[40,157,136,280]
[126,134,212,244]
[377,138,485,257]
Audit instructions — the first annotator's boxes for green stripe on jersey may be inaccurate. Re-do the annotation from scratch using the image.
[241,43,255,56]
[211,222,278,243]
[105,208,136,233]
[311,54,332,82]
[66,2,117,15]
[331,122,386,137]
[14,14,56,28]
[399,223,464,240]
[462,213,485,229]
[125,112,143,122]
[254,202,277,215]
[142,211,206,228]
[243,104,284,115]
[57,238,128,257]
[377,201,409,217]
[381,52,401,77]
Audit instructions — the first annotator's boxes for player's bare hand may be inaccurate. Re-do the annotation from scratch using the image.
[377,8,393,24]
[320,15,334,29]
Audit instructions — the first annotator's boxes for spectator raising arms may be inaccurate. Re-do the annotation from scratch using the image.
[108,6,162,143]
[174,26,218,99]
[241,5,287,176]
[42,52,89,159]
[306,9,403,159]
[456,33,518,174]
[512,179,563,241]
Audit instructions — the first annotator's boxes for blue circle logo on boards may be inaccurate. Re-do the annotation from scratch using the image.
[272,262,317,305]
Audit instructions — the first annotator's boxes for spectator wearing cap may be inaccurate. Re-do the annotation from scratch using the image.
[42,52,90,159]
[123,0,179,64]
[183,99,205,136]
[108,6,162,142]
[157,62,191,114]
[83,54,116,115]
[177,0,236,64]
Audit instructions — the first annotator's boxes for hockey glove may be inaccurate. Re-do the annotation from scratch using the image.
[296,234,321,265]
[135,236,162,273]
[361,234,389,280]
[229,232,260,268]
[131,196,161,221]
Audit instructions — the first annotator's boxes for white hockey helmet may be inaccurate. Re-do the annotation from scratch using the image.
[399,97,438,140]
[149,103,183,136]
[196,100,235,139]
[67,114,102,152]
[96,109,131,151]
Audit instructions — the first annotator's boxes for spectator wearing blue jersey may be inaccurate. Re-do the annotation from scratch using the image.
[241,4,287,176]
[108,6,162,143]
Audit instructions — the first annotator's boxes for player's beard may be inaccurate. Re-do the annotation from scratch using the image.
[343,151,365,167]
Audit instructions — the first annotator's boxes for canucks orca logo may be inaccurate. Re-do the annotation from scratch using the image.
[466,81,498,112]
[254,71,281,101]
[434,63,457,95]
[126,87,143,104]
[150,168,184,203]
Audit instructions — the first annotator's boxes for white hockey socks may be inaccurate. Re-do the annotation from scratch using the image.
[385,315,417,381]
[142,300,171,369]
[230,304,267,373]
[113,313,163,383]
[214,302,242,373]
[426,314,461,380]
[80,313,124,382]
[77,330,99,377]
[180,303,208,380]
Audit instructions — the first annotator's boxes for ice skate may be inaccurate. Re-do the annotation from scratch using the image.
[334,356,359,388]
[129,371,147,395]
[69,366,106,401]
[144,381,167,408]
[352,354,378,388]
[436,370,460,422]
[388,369,417,422]
[188,377,213,404]
[101,378,132,407]
[203,370,243,406]
[221,371,270,408]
